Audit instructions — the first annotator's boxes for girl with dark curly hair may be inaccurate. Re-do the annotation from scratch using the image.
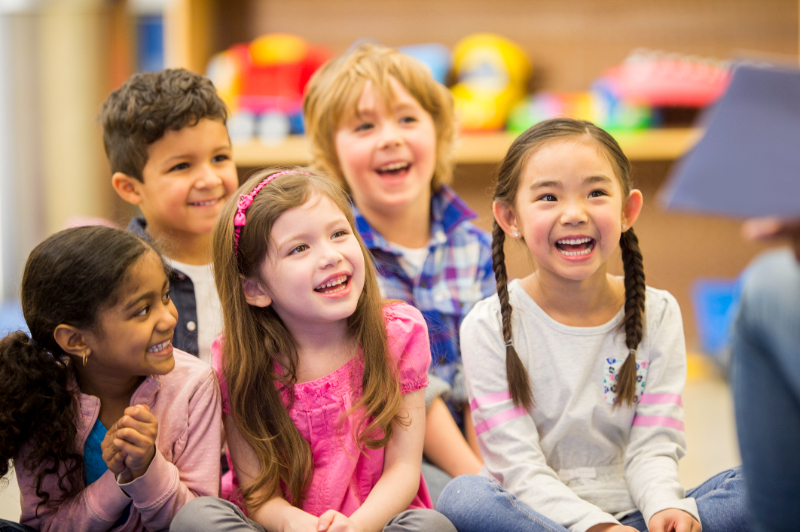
[0,225,221,532]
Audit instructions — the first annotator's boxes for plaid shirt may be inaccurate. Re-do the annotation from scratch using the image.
[353,185,495,418]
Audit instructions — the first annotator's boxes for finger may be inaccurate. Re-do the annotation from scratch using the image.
[123,405,157,424]
[114,426,156,448]
[119,409,158,428]
[317,510,337,531]
[115,417,158,439]
[113,437,154,459]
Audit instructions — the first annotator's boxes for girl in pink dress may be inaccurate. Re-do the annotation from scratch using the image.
[170,169,455,532]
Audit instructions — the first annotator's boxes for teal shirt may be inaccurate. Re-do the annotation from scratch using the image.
[84,418,131,526]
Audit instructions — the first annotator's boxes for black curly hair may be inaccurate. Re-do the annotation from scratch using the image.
[0,226,155,514]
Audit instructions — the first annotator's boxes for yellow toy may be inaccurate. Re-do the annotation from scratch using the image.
[450,33,531,130]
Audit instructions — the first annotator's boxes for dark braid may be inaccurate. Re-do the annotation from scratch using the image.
[615,228,646,407]
[492,222,533,408]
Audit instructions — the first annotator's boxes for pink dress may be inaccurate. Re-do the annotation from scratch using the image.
[212,302,434,516]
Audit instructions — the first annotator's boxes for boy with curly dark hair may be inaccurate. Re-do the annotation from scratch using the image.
[101,68,237,363]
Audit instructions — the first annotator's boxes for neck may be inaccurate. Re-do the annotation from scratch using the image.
[356,194,431,249]
[73,361,145,418]
[283,319,356,383]
[520,269,625,327]
[146,223,212,265]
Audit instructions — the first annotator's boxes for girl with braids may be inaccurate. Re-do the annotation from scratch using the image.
[0,226,221,532]
[170,169,455,532]
[436,118,748,532]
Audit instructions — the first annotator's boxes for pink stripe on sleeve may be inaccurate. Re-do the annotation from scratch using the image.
[632,415,685,431]
[474,406,528,436]
[640,393,683,407]
[470,391,512,411]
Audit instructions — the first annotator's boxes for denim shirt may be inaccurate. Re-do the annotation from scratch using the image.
[352,185,495,422]
[127,217,199,357]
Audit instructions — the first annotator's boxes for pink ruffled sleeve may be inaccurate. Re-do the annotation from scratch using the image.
[383,302,431,394]
[211,334,232,415]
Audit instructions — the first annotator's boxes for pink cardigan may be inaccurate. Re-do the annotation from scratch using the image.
[17,350,222,532]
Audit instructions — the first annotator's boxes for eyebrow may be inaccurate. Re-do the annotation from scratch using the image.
[122,279,169,311]
[162,144,231,165]
[529,174,614,190]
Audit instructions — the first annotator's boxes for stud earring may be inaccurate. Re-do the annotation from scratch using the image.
[514,232,520,238]
[622,223,627,230]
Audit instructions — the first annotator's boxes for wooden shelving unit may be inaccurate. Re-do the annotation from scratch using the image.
[233,127,702,167]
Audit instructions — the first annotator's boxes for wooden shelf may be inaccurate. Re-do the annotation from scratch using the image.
[233,128,702,167]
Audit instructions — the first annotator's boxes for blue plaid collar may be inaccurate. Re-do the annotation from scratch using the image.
[353,184,477,253]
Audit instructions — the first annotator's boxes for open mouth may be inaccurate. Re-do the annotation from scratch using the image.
[555,237,595,257]
[188,197,221,207]
[314,275,350,295]
[375,162,410,176]
[147,339,172,353]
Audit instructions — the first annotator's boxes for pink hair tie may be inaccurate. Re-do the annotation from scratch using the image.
[233,170,310,255]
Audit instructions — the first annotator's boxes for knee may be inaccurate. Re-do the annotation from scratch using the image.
[170,497,223,532]
[437,475,494,518]
[387,509,457,532]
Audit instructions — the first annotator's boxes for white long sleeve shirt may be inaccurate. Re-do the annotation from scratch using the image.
[461,280,698,532]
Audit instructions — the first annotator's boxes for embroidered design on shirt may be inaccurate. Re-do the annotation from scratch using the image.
[604,357,649,405]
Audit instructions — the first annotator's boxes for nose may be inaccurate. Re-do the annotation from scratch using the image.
[378,122,403,149]
[318,240,343,269]
[194,164,223,189]
[560,198,588,226]
[158,299,179,332]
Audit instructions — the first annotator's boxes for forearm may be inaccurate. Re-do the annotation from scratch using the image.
[250,494,318,532]
[350,461,421,532]
[423,397,482,477]
[462,404,483,461]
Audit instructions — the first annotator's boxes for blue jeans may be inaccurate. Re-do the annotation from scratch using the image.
[732,249,800,532]
[0,521,35,532]
[437,467,748,532]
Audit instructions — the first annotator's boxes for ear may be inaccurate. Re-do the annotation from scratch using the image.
[240,276,272,308]
[622,188,644,231]
[54,324,91,360]
[492,200,520,238]
[112,172,144,205]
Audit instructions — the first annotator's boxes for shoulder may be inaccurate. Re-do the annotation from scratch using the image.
[644,285,681,325]
[462,291,502,331]
[162,349,216,390]
[382,301,428,346]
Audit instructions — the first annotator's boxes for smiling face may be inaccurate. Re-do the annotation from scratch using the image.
[334,77,437,218]
[134,118,238,239]
[244,194,366,335]
[504,137,641,284]
[84,250,178,377]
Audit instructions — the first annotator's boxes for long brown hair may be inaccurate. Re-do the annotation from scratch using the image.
[492,118,646,409]
[303,41,456,193]
[212,168,404,510]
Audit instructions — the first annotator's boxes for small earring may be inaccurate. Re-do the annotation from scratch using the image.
[514,232,520,238]
[621,223,627,230]
[82,352,88,366]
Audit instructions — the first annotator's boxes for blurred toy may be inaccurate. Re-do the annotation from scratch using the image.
[398,43,452,85]
[206,33,331,139]
[600,48,731,107]
[450,33,531,131]
[507,86,652,134]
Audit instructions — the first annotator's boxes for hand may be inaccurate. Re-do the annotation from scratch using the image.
[742,216,800,261]
[586,524,638,532]
[317,510,364,532]
[648,508,701,532]
[100,423,127,475]
[112,404,158,482]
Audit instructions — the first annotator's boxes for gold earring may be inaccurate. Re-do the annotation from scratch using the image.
[83,352,88,366]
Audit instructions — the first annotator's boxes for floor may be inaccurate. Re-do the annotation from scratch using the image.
[0,353,740,523]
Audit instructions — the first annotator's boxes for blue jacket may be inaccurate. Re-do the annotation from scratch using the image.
[127,217,199,357]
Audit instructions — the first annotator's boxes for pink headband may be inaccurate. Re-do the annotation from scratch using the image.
[233,170,310,255]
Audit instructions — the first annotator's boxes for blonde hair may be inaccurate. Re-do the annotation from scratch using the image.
[212,168,404,509]
[303,41,456,192]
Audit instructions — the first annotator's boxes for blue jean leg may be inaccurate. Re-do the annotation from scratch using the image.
[0,521,36,532]
[619,467,748,532]
[731,249,800,532]
[437,475,569,532]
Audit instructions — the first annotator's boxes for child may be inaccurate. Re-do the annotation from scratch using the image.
[101,68,238,364]
[303,42,490,496]
[0,226,222,532]
[170,169,455,532]
[436,118,749,532]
